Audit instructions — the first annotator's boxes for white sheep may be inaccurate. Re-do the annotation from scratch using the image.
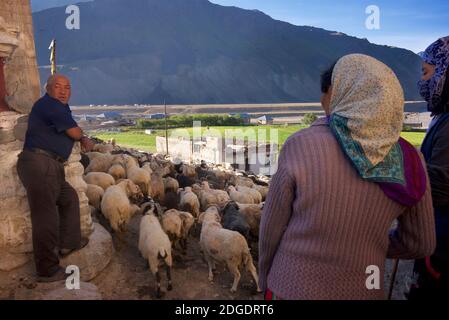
[199,206,261,293]
[236,185,262,204]
[86,184,104,211]
[139,201,173,298]
[85,153,114,173]
[93,143,114,154]
[124,155,151,196]
[108,163,126,181]
[85,151,104,161]
[227,186,255,204]
[236,202,264,238]
[161,160,176,177]
[229,175,255,188]
[149,171,165,203]
[198,181,230,210]
[161,209,194,252]
[252,184,269,201]
[100,179,143,232]
[180,163,196,178]
[179,187,200,218]
[163,177,179,193]
[141,162,153,175]
[83,172,115,191]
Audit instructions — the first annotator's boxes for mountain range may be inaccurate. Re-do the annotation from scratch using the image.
[32,0,423,105]
[31,0,93,12]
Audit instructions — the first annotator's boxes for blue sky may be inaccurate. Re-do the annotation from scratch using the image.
[210,0,449,53]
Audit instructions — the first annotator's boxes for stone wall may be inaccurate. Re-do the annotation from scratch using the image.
[0,112,33,271]
[0,0,95,273]
[0,0,41,272]
[65,143,94,238]
[0,0,41,114]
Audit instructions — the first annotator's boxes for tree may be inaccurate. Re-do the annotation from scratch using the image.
[303,113,318,126]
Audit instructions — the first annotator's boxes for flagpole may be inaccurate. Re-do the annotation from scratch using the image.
[49,39,56,75]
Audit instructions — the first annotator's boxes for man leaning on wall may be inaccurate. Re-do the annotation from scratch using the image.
[16,74,95,282]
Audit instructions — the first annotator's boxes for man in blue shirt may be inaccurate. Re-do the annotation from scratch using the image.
[17,74,95,282]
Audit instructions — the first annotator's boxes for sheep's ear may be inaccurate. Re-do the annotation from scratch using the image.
[154,202,164,218]
[179,212,187,222]
[126,180,132,191]
[198,212,206,224]
[140,202,153,215]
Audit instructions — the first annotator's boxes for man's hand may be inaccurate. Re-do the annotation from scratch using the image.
[80,136,95,152]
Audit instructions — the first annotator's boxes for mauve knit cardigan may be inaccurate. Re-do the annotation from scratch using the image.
[258,118,436,300]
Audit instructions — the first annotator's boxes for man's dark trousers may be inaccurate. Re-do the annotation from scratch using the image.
[16,150,81,277]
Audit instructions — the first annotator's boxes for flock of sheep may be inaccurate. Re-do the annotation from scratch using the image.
[81,139,270,298]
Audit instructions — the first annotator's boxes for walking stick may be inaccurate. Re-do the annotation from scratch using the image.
[388,259,400,300]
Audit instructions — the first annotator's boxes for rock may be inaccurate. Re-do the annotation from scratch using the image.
[0,119,32,272]
[1,1,41,115]
[15,281,102,300]
[0,251,31,272]
[0,199,33,252]
[65,142,94,237]
[0,150,26,199]
[0,141,95,273]
[0,112,21,144]
[60,223,114,282]
[13,120,28,141]
[0,127,15,144]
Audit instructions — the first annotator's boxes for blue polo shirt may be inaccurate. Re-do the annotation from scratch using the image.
[24,94,78,160]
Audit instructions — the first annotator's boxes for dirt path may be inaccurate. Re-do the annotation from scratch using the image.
[91,214,263,300]
[90,212,412,300]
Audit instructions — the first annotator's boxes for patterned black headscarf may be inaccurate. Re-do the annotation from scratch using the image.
[418,36,449,115]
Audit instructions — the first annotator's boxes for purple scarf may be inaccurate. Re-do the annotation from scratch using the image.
[378,138,427,207]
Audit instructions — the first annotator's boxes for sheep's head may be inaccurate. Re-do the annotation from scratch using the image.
[198,206,221,224]
[142,162,153,174]
[111,154,126,166]
[141,201,156,216]
[201,181,210,190]
[223,200,239,213]
[123,155,138,169]
[191,184,202,196]
[120,179,143,201]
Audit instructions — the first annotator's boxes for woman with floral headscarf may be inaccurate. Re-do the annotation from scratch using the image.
[259,54,436,300]
[409,36,449,300]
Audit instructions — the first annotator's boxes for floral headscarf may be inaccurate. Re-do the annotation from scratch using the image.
[418,36,449,115]
[328,54,427,206]
[329,54,405,183]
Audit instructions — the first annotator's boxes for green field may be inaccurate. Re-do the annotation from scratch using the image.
[92,125,426,153]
